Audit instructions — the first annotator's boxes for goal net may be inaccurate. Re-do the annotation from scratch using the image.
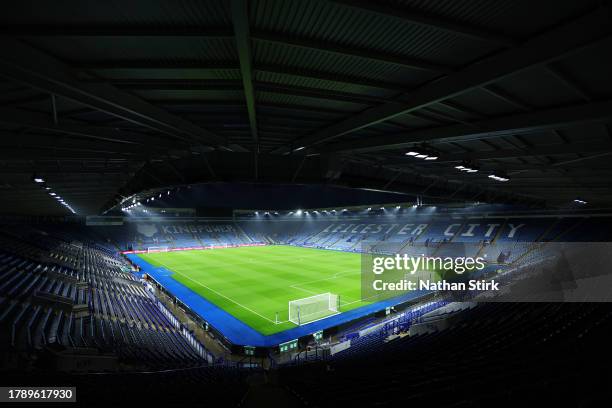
[147,246,169,253]
[289,293,339,325]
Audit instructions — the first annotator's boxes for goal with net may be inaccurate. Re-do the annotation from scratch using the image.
[288,293,340,325]
[147,246,169,253]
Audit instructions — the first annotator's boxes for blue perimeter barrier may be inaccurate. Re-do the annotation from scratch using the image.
[127,253,430,347]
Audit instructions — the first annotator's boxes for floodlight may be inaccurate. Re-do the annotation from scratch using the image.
[489,171,510,182]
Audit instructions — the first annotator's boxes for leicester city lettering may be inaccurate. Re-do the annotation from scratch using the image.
[320,222,526,239]
[442,223,524,238]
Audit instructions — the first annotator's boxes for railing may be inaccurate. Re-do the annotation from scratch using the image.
[280,299,449,367]
[144,286,215,363]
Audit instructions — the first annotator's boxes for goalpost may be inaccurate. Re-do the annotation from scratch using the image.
[288,293,340,325]
[147,246,169,253]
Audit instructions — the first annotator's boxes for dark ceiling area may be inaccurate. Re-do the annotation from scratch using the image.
[0,0,611,215]
[125,182,418,213]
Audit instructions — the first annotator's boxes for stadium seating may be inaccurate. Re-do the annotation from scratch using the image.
[0,229,210,371]
[279,302,612,406]
[2,210,609,380]
[67,212,608,266]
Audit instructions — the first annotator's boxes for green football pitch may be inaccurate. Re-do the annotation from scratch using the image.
[138,245,373,335]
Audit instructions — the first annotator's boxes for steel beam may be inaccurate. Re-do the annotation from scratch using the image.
[325,100,612,153]
[251,30,453,73]
[329,0,518,46]
[0,38,228,147]
[0,25,233,37]
[438,141,612,162]
[231,0,258,155]
[76,61,412,92]
[280,5,612,151]
[0,107,184,151]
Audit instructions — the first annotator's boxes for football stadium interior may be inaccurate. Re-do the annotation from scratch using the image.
[1,0,612,406]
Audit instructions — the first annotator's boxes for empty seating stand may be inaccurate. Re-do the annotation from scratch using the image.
[280,302,612,406]
[0,230,209,371]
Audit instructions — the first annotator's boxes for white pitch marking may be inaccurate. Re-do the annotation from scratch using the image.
[157,261,278,324]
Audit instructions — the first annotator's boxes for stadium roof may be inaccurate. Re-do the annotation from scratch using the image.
[1,0,611,215]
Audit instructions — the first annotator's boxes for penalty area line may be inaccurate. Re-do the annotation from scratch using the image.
[157,261,278,325]
[289,268,359,290]
[289,268,361,304]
